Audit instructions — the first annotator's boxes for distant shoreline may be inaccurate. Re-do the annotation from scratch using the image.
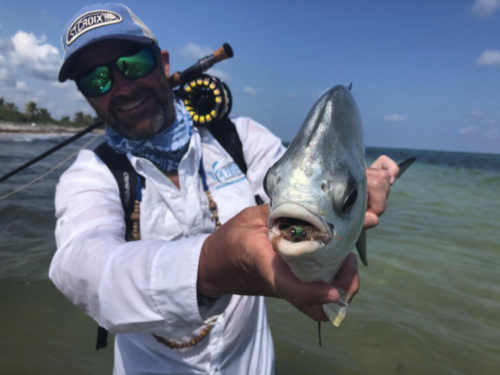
[0,122,103,134]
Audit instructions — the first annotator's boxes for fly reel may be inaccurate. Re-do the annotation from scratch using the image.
[176,73,232,127]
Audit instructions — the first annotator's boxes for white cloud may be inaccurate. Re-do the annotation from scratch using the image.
[467,109,482,118]
[207,68,232,82]
[178,42,213,60]
[15,81,31,93]
[383,114,408,122]
[472,0,500,17]
[484,129,500,139]
[477,50,500,66]
[459,126,475,134]
[243,87,260,95]
[287,93,300,99]
[9,31,61,81]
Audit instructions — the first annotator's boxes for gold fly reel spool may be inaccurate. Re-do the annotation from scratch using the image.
[179,74,232,127]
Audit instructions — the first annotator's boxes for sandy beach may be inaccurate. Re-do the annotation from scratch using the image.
[0,122,103,134]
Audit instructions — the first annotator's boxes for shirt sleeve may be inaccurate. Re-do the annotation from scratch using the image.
[232,117,286,203]
[49,150,230,339]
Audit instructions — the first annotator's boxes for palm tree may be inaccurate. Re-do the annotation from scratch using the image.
[74,111,84,124]
[5,103,18,111]
[25,101,38,119]
[38,108,52,123]
[82,114,93,126]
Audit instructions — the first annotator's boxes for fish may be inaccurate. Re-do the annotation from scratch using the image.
[264,85,367,327]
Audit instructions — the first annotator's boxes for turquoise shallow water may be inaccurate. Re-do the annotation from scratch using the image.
[0,133,499,375]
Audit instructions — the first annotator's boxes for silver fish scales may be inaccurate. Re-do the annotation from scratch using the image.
[264,85,366,326]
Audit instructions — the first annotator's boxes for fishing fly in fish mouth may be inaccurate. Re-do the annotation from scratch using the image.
[265,85,367,326]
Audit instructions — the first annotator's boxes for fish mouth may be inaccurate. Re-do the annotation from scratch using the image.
[268,203,336,257]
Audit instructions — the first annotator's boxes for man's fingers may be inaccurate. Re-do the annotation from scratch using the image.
[363,211,379,229]
[370,155,400,185]
[270,255,340,305]
[367,191,387,217]
[366,168,390,217]
[288,300,330,322]
[241,204,270,225]
[332,253,360,303]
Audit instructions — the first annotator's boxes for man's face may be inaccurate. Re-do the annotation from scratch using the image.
[72,40,175,140]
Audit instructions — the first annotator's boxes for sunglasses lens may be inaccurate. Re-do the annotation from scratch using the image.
[76,66,112,97]
[117,48,156,79]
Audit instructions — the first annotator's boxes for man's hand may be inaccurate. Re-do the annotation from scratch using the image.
[197,205,360,322]
[364,155,400,230]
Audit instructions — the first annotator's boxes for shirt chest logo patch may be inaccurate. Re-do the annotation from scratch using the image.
[207,161,245,190]
[66,11,123,46]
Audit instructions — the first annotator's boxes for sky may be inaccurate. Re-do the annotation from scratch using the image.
[0,0,499,154]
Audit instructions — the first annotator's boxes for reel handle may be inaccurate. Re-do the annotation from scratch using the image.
[168,43,234,88]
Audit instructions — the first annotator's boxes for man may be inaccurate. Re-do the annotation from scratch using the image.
[50,4,400,374]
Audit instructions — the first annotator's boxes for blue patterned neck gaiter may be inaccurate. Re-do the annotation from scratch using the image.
[105,96,193,172]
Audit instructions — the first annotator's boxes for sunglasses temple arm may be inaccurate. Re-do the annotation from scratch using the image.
[168,43,234,88]
[0,120,104,184]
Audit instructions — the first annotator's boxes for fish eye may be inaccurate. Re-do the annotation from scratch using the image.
[342,189,358,210]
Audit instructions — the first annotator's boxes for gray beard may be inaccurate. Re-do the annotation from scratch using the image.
[112,102,170,140]
[120,110,166,140]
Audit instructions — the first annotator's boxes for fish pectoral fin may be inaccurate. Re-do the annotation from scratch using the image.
[356,229,368,267]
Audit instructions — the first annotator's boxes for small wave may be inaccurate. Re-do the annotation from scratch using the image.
[0,133,88,142]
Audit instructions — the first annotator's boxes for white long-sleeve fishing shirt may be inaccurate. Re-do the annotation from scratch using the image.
[49,117,286,375]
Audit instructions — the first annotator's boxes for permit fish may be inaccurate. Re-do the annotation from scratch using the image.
[264,85,367,327]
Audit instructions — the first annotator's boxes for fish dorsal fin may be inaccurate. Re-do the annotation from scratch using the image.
[397,158,416,178]
[356,229,367,266]
[348,82,353,91]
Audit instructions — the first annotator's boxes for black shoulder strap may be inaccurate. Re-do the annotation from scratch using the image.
[94,142,145,238]
[93,142,146,350]
[208,117,247,175]
[208,117,264,204]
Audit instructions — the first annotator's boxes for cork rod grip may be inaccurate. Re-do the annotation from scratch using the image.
[168,72,182,88]
[213,43,234,62]
[168,43,234,88]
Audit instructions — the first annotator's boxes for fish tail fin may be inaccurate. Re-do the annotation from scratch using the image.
[322,288,349,327]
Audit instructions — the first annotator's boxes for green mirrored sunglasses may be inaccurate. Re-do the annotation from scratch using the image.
[75,48,158,97]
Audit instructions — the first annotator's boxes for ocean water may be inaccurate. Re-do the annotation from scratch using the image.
[0,133,499,375]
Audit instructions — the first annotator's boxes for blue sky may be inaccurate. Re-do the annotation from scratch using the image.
[0,0,499,154]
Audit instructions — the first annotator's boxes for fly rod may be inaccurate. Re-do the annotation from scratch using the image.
[0,120,103,183]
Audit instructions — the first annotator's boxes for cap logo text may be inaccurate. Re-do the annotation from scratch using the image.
[66,10,123,46]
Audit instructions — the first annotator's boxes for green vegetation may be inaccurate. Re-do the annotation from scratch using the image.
[0,96,99,127]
